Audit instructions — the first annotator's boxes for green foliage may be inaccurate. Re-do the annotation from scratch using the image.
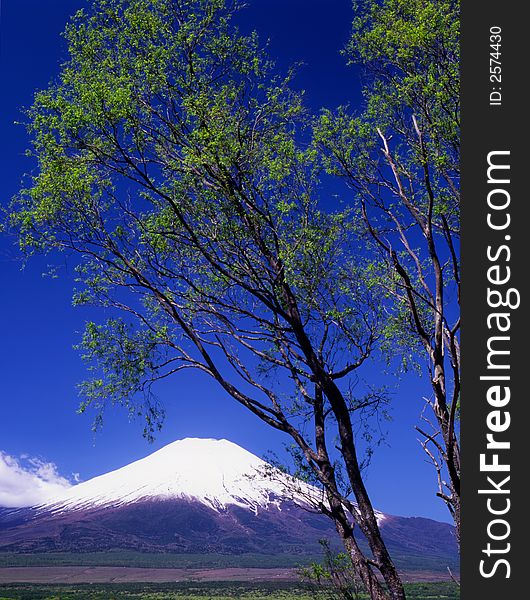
[0,582,461,600]
[315,0,460,335]
[313,0,461,529]
[300,540,364,600]
[0,552,317,569]
[76,319,167,439]
[348,0,459,147]
[0,547,458,575]
[10,0,387,451]
[314,0,460,384]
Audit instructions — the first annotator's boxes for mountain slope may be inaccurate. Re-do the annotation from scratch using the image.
[40,438,312,514]
[0,438,457,571]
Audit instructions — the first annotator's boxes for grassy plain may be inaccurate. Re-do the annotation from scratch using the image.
[0,555,308,570]
[0,553,457,575]
[0,581,460,600]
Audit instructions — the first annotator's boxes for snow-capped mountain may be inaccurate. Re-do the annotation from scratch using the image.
[40,438,318,515]
[0,438,457,573]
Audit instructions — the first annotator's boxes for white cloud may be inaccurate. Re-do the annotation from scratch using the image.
[0,451,72,508]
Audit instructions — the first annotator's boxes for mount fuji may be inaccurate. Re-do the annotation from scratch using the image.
[33,438,319,515]
[0,438,457,571]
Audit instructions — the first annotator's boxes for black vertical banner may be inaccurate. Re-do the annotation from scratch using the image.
[461,1,526,598]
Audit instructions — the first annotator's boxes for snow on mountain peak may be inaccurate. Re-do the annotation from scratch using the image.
[41,438,318,514]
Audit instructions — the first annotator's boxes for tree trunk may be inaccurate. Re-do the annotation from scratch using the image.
[312,380,404,599]
[281,286,406,599]
[337,429,406,600]
[329,495,390,600]
[433,378,461,545]
[311,384,406,600]
[328,501,405,600]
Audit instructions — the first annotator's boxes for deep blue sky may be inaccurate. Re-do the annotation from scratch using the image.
[0,0,449,522]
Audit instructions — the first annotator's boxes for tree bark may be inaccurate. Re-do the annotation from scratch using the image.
[312,385,406,600]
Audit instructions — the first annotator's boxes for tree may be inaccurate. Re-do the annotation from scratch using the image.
[9,1,406,598]
[314,0,460,541]
[301,539,364,600]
